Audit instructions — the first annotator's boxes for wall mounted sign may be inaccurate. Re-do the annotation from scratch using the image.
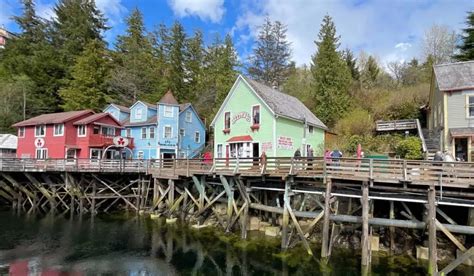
[232,112,251,124]
[113,136,129,147]
[262,142,273,153]
[277,136,294,150]
[34,138,45,148]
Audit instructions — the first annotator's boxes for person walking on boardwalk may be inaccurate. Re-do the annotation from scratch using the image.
[294,148,301,170]
[260,151,267,172]
[307,147,314,170]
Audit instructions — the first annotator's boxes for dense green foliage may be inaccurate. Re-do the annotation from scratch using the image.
[455,11,474,61]
[395,137,423,160]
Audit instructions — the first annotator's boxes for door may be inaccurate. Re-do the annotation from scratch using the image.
[253,142,259,166]
[162,153,175,168]
[454,138,468,161]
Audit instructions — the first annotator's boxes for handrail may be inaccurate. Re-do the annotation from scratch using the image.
[416,118,428,153]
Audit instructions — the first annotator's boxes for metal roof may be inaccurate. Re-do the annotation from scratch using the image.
[123,115,158,126]
[73,113,122,126]
[12,110,94,127]
[434,61,474,91]
[241,76,327,129]
[0,134,17,149]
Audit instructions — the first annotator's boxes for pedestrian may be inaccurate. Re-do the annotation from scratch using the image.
[260,151,267,172]
[330,149,342,169]
[294,148,301,170]
[307,147,314,170]
[203,151,212,169]
[324,149,331,162]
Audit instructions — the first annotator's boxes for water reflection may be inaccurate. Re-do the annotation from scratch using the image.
[0,210,468,275]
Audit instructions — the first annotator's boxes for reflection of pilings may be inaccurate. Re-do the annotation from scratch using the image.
[249,203,474,235]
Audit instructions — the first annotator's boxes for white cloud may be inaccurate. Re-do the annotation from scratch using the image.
[36,1,55,20]
[234,0,472,66]
[0,0,17,27]
[168,0,225,23]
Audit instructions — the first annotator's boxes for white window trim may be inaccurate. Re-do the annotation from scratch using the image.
[251,104,261,125]
[194,131,200,143]
[35,125,46,137]
[466,95,474,119]
[141,127,147,139]
[185,111,192,122]
[164,106,173,118]
[138,151,144,159]
[35,148,48,159]
[217,144,223,158]
[90,148,102,159]
[77,125,87,137]
[224,111,231,129]
[126,128,131,137]
[134,107,143,120]
[149,127,155,139]
[164,125,172,139]
[18,127,25,138]
[179,128,185,137]
[53,123,64,136]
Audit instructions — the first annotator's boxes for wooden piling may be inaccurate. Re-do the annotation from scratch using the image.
[281,179,291,250]
[91,180,97,215]
[361,181,370,269]
[321,178,332,260]
[427,185,437,275]
[389,201,395,253]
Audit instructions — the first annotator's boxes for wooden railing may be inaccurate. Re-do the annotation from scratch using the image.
[376,119,418,131]
[0,157,474,188]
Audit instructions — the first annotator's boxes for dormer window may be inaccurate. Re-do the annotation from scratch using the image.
[135,108,143,119]
[164,106,173,117]
[185,111,192,122]
[223,112,231,134]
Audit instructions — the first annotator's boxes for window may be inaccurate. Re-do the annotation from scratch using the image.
[66,149,76,159]
[224,112,231,129]
[308,126,314,133]
[35,148,48,159]
[53,124,64,136]
[149,127,155,139]
[179,128,185,137]
[126,128,131,137]
[469,96,474,117]
[164,106,173,117]
[93,126,100,135]
[141,127,147,139]
[194,132,200,143]
[135,108,143,119]
[217,144,223,158]
[18,127,25,138]
[185,111,192,122]
[90,149,102,159]
[164,126,172,138]
[77,125,86,137]
[138,151,144,159]
[252,105,260,125]
[35,125,45,137]
[101,127,114,136]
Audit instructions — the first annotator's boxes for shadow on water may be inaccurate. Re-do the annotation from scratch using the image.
[0,210,472,275]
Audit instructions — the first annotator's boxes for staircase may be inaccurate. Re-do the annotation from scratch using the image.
[422,129,440,160]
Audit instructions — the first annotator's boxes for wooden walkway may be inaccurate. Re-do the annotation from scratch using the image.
[2,157,474,189]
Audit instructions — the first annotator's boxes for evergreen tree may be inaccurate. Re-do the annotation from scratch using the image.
[184,30,205,103]
[248,17,292,87]
[59,40,111,111]
[455,11,474,61]
[310,15,351,127]
[168,21,186,101]
[360,55,380,89]
[342,48,359,80]
[52,0,108,66]
[111,8,157,104]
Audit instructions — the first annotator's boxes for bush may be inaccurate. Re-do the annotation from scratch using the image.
[395,137,422,159]
[334,108,374,136]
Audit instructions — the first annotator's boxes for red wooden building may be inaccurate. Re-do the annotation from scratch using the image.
[13,110,130,159]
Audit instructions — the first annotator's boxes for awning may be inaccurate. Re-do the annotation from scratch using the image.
[450,128,474,137]
[227,135,253,143]
[65,145,81,150]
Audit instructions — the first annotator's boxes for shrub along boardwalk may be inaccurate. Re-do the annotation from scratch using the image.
[0,157,473,275]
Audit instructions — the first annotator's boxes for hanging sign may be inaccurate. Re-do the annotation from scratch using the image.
[277,136,294,150]
[113,136,129,147]
[34,138,45,148]
[232,112,251,124]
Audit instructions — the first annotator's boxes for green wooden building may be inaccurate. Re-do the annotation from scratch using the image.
[211,75,327,159]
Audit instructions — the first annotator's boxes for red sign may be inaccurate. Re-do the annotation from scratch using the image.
[232,112,251,124]
[113,136,129,147]
[34,138,45,148]
[277,136,294,150]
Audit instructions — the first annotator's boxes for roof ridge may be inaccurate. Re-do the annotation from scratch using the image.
[434,60,474,67]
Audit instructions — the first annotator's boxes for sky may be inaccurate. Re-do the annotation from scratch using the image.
[1,0,473,67]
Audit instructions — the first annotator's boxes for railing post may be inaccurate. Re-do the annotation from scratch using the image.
[290,157,295,175]
[369,158,373,181]
[173,158,176,176]
[403,160,407,182]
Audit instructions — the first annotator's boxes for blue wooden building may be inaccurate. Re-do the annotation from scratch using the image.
[104,91,206,159]
[103,104,130,122]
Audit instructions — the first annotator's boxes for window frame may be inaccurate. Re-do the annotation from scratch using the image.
[35,148,48,159]
[467,95,474,118]
[35,125,46,137]
[185,111,192,122]
[141,127,147,139]
[224,112,231,129]
[217,144,223,158]
[164,106,173,118]
[53,123,64,136]
[90,148,102,159]
[194,131,200,143]
[77,125,87,137]
[251,105,261,125]
[179,128,185,137]
[149,127,155,139]
[134,108,143,120]
[18,127,25,138]
[164,125,172,139]
[308,125,314,133]
[138,151,144,159]
[126,128,131,137]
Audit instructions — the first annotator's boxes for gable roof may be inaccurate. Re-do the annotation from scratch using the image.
[433,61,474,91]
[73,113,122,126]
[107,103,130,113]
[159,90,179,105]
[12,110,94,127]
[179,103,191,112]
[211,75,327,129]
[130,100,157,110]
[178,103,206,128]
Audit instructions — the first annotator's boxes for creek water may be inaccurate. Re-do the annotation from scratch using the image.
[0,209,470,275]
